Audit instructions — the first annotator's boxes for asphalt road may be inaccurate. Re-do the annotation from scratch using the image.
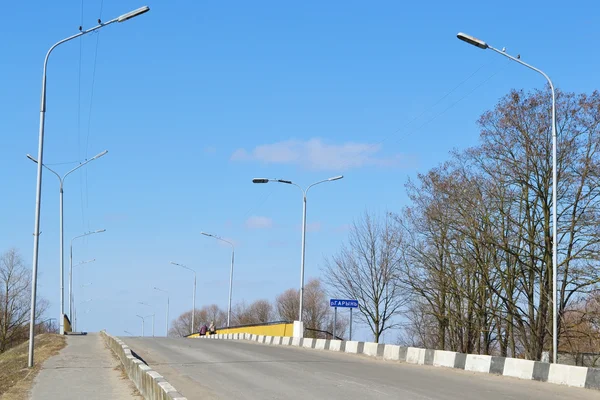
[121,337,597,400]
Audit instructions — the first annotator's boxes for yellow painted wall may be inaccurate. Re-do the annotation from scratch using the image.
[188,322,294,338]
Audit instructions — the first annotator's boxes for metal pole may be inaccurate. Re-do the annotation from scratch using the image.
[152,314,155,337]
[26,8,150,365]
[192,274,196,334]
[333,307,337,339]
[59,184,64,335]
[69,243,73,321]
[551,87,557,364]
[227,250,234,327]
[166,297,169,336]
[349,308,353,341]
[299,194,307,322]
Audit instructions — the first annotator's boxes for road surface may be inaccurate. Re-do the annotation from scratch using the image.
[121,337,597,400]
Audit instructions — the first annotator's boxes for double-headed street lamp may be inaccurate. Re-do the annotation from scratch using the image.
[171,262,197,333]
[200,233,234,327]
[70,230,105,321]
[138,302,155,337]
[27,5,150,367]
[457,32,558,363]
[153,287,170,336]
[27,150,107,335]
[252,176,343,324]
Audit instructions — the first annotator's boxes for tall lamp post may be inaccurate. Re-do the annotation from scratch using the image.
[138,302,155,337]
[27,150,107,335]
[200,233,234,327]
[136,315,145,337]
[27,5,150,368]
[153,287,170,336]
[457,33,558,363]
[171,262,196,333]
[252,176,343,323]
[70,230,105,321]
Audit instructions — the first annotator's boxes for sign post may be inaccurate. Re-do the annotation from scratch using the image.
[329,299,358,340]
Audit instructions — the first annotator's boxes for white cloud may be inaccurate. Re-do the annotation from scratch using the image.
[245,216,273,229]
[231,138,409,171]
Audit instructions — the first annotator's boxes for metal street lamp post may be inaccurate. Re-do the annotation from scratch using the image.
[200,233,234,327]
[171,262,196,334]
[27,151,107,335]
[136,315,145,337]
[138,302,155,337]
[27,5,150,368]
[70,230,105,322]
[252,176,343,323]
[457,32,558,363]
[153,287,170,336]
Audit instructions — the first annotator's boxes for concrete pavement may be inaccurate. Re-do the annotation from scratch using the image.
[122,337,599,400]
[30,333,141,400]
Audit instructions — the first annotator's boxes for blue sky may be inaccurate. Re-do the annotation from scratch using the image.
[1,1,598,342]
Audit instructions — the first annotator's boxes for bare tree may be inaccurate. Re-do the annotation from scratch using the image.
[276,288,298,321]
[0,248,48,352]
[169,304,227,337]
[325,211,407,343]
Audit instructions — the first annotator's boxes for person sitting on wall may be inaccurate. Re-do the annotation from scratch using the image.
[199,324,208,336]
[209,321,216,335]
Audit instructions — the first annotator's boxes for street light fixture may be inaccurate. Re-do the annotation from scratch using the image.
[200,232,235,327]
[27,5,150,368]
[27,150,107,335]
[138,302,155,337]
[252,176,344,325]
[124,330,134,336]
[171,262,197,334]
[153,288,170,336]
[457,32,558,363]
[70,230,105,321]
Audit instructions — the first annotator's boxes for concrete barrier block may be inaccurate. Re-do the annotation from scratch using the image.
[433,350,457,368]
[291,337,302,347]
[281,337,292,346]
[328,340,343,352]
[548,364,588,388]
[363,342,379,357]
[586,368,600,390]
[383,345,400,361]
[258,335,265,343]
[533,361,550,382]
[490,356,506,375]
[273,336,282,345]
[454,353,467,369]
[314,339,327,350]
[503,358,535,380]
[424,349,435,365]
[344,341,364,354]
[302,338,315,348]
[406,347,425,364]
[465,354,492,373]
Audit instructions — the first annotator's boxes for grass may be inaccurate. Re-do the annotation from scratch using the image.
[0,334,66,399]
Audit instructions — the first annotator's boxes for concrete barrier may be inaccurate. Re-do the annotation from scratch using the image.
[433,350,457,368]
[101,331,187,400]
[199,333,600,392]
[465,354,492,373]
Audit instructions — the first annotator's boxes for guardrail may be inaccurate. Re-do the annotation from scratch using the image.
[203,332,600,391]
[101,331,187,400]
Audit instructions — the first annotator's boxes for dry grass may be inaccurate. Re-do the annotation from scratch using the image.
[0,334,65,399]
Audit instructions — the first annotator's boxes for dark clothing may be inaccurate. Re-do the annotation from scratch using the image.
[199,325,208,335]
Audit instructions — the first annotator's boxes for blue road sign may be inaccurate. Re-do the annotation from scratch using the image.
[330,299,358,308]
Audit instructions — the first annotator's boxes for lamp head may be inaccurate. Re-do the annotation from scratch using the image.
[328,175,343,181]
[457,32,488,49]
[252,178,269,184]
[117,6,150,22]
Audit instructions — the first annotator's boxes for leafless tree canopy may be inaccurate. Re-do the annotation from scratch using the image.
[168,304,227,337]
[397,88,600,359]
[0,248,49,352]
[324,211,407,343]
